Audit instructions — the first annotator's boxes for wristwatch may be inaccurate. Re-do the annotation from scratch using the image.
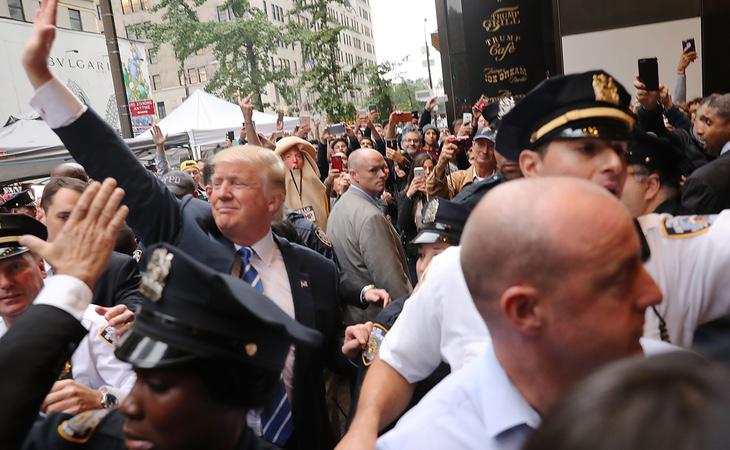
[99,387,119,409]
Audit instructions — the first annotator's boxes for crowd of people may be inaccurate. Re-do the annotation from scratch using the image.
[2,1,730,449]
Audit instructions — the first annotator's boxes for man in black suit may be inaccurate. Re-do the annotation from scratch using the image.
[22,9,346,448]
[681,94,730,214]
[40,176,142,309]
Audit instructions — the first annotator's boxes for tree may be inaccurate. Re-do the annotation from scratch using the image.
[391,78,430,111]
[288,0,357,122]
[361,61,395,118]
[131,0,205,98]
[200,0,293,110]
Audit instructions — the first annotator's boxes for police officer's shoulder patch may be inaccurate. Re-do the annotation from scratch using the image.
[662,215,718,239]
[98,325,117,346]
[361,323,389,367]
[315,227,333,248]
[57,409,113,443]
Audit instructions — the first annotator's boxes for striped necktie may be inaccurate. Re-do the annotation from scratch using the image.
[239,247,294,446]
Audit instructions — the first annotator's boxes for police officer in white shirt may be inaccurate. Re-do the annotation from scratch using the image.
[0,214,135,413]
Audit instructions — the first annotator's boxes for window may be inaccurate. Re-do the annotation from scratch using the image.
[120,0,131,14]
[147,48,158,64]
[195,48,205,56]
[8,0,25,20]
[198,67,207,83]
[262,1,267,17]
[125,25,137,40]
[270,4,283,22]
[120,0,147,14]
[68,9,82,31]
[157,101,167,119]
[188,68,198,84]
[217,6,233,22]
[151,74,161,90]
[178,71,185,86]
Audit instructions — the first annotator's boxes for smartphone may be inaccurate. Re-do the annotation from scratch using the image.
[300,115,310,127]
[682,38,696,53]
[331,155,343,171]
[448,135,472,151]
[226,131,234,141]
[414,167,425,178]
[395,112,413,124]
[638,58,660,91]
[368,104,377,112]
[462,112,473,124]
[474,96,488,112]
[358,108,368,116]
[327,123,347,135]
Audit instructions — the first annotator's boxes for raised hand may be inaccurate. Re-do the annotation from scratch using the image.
[239,93,254,122]
[20,178,128,289]
[151,124,166,147]
[22,0,58,88]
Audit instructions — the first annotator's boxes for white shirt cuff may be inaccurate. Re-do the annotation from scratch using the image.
[35,275,93,320]
[29,77,87,129]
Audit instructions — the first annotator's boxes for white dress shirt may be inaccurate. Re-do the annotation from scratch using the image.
[237,232,296,434]
[0,275,136,400]
[377,339,680,450]
[640,211,730,347]
[378,246,490,383]
[29,77,86,128]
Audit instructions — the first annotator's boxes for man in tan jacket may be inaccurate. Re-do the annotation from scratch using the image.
[427,129,498,199]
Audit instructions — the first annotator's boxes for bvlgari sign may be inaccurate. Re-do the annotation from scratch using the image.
[461,0,551,103]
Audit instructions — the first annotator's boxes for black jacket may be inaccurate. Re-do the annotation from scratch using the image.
[681,151,730,214]
[53,109,347,450]
[92,252,142,309]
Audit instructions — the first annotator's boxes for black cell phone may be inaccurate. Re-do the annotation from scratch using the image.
[638,58,659,92]
[682,38,696,53]
[226,131,235,141]
[327,123,347,135]
[368,104,377,112]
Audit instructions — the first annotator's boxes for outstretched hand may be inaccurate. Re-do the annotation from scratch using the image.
[151,124,167,147]
[20,178,128,289]
[22,0,58,88]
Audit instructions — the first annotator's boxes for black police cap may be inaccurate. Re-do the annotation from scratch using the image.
[626,129,686,187]
[115,243,322,371]
[496,70,635,161]
[411,198,470,246]
[0,213,47,261]
[3,190,35,210]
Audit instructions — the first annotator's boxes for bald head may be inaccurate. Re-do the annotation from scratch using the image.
[348,148,383,172]
[51,162,88,182]
[461,177,635,320]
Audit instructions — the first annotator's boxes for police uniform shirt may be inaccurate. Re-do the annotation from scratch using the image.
[0,301,136,400]
[235,232,296,434]
[639,211,730,347]
[378,246,490,383]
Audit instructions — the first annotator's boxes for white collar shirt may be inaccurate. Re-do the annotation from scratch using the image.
[376,345,541,450]
[721,141,730,156]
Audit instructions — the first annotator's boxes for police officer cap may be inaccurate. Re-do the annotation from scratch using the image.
[482,101,500,123]
[115,243,322,372]
[452,173,504,211]
[496,70,635,161]
[161,170,196,198]
[626,129,685,187]
[0,213,47,260]
[2,190,36,210]
[411,198,470,246]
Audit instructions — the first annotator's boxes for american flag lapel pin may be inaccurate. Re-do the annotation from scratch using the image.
[300,280,309,288]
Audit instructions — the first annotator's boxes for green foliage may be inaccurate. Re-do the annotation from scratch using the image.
[288,0,356,122]
[200,1,293,110]
[391,78,430,111]
[360,61,395,118]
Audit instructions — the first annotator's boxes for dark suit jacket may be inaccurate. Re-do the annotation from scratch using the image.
[0,305,87,449]
[681,151,730,214]
[54,109,344,450]
[92,252,143,309]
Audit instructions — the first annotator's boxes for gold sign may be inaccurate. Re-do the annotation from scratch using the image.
[486,34,520,62]
[484,67,528,84]
[482,6,521,32]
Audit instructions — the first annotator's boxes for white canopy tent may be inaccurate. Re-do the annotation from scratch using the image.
[136,90,299,152]
[0,114,189,183]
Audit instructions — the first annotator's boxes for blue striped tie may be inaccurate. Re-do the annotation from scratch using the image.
[239,247,294,446]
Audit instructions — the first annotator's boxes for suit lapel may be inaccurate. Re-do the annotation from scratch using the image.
[274,235,316,329]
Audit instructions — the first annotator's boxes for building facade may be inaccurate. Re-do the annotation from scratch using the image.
[0,0,376,121]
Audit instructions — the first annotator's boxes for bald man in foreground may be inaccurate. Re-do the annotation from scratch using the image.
[376,177,668,450]
[327,149,412,324]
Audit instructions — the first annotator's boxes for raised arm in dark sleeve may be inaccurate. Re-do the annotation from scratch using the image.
[418,109,432,131]
[53,109,182,247]
[0,305,87,449]
[317,141,330,182]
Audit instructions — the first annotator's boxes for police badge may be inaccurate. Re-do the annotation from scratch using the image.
[139,248,174,302]
[423,199,439,225]
[362,323,389,366]
[592,74,620,106]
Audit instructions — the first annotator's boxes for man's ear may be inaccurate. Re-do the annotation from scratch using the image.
[36,256,47,280]
[205,185,213,198]
[498,285,543,337]
[644,173,661,201]
[519,150,542,178]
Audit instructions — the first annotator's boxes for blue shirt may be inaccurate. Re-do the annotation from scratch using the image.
[376,345,541,450]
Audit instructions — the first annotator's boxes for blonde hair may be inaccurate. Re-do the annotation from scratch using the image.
[212,145,286,194]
